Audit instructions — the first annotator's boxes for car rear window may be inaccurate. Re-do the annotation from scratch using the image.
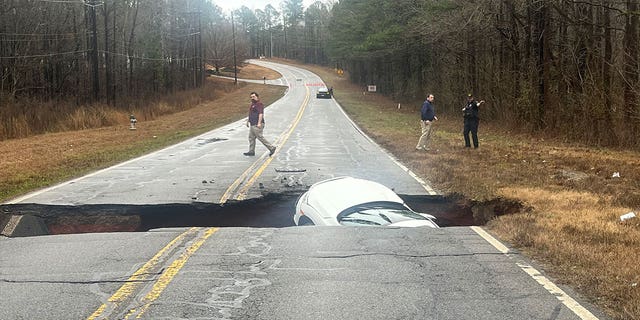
[337,202,425,226]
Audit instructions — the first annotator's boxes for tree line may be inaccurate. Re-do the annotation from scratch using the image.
[228,0,332,65]
[326,0,640,148]
[0,0,331,104]
[0,0,222,104]
[0,0,332,139]
[2,0,640,149]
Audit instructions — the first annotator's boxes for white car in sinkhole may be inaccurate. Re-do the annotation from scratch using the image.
[294,176,439,228]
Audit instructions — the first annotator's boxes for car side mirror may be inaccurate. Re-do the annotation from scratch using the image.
[418,213,437,220]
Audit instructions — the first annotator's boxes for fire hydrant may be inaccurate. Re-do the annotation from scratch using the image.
[129,114,137,130]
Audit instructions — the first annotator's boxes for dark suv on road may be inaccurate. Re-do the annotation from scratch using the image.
[316,87,332,99]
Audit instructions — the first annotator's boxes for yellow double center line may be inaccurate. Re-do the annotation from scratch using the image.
[219,85,311,203]
[88,84,311,319]
[87,227,218,320]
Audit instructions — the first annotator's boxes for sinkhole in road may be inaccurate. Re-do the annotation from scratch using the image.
[1,193,525,236]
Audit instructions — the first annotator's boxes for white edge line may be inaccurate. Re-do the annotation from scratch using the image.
[332,99,437,195]
[325,86,597,319]
[471,226,599,320]
[6,137,199,204]
[291,60,599,320]
[7,66,295,205]
[320,76,599,320]
[470,226,510,254]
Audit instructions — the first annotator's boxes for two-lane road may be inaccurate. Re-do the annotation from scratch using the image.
[0,61,607,319]
[6,60,432,207]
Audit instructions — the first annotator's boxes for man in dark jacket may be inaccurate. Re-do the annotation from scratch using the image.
[416,94,438,151]
[462,93,484,148]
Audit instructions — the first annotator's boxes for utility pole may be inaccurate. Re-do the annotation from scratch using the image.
[193,12,198,88]
[89,0,100,100]
[232,13,237,85]
[183,9,203,88]
[198,8,203,87]
[103,2,112,105]
[283,15,288,59]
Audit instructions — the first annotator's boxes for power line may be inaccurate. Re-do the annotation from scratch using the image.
[0,36,85,42]
[0,49,198,62]
[98,50,198,62]
[0,50,88,59]
[35,0,84,3]
[0,32,90,37]
[33,0,104,7]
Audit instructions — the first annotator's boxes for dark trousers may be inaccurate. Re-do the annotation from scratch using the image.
[463,119,479,148]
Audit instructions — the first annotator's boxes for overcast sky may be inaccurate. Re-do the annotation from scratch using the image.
[213,0,321,13]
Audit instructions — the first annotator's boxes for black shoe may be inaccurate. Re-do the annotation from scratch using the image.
[269,147,276,156]
[243,152,255,156]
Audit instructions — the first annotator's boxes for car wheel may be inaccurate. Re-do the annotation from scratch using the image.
[298,216,315,226]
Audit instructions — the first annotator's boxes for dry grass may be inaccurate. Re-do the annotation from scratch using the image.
[218,61,282,80]
[0,63,286,201]
[277,59,640,320]
[0,63,282,141]
[491,187,640,318]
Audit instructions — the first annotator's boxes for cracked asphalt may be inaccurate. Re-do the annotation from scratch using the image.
[0,227,608,319]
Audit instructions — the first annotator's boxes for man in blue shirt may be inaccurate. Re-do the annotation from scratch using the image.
[416,94,438,151]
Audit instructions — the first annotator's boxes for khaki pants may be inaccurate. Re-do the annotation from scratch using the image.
[249,125,275,153]
[416,120,433,149]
